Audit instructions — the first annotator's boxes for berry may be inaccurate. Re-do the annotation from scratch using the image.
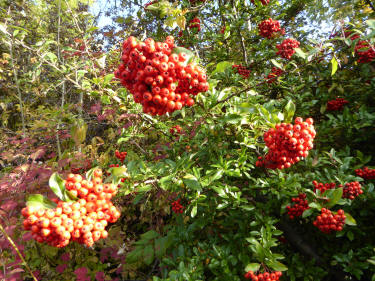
[256,117,316,169]
[170,125,183,135]
[313,208,346,234]
[355,40,375,63]
[250,0,270,5]
[244,270,282,280]
[343,181,363,200]
[171,199,184,214]
[326,98,349,111]
[276,38,300,60]
[355,167,375,180]
[115,150,127,163]
[188,17,201,33]
[232,64,251,79]
[286,193,309,219]
[312,180,337,194]
[258,18,284,39]
[266,67,284,84]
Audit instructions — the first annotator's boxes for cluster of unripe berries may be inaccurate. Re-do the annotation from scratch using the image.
[115,150,127,163]
[22,169,120,248]
[258,18,284,39]
[189,18,201,32]
[251,0,270,5]
[313,208,345,234]
[286,193,309,219]
[326,98,349,111]
[170,125,182,135]
[355,40,375,63]
[256,117,316,169]
[266,67,284,84]
[276,38,300,59]
[244,271,282,280]
[171,199,184,214]
[114,36,208,116]
[232,64,251,78]
[312,180,337,194]
[356,167,375,180]
[343,181,363,200]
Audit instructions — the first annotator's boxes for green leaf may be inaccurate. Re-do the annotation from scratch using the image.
[126,248,143,263]
[108,166,128,178]
[331,57,338,76]
[211,61,232,75]
[344,212,357,226]
[302,208,314,218]
[270,59,283,69]
[49,172,65,201]
[265,260,288,271]
[308,202,321,210]
[176,15,186,30]
[191,205,197,217]
[325,187,343,207]
[294,48,306,59]
[26,194,57,209]
[283,100,296,123]
[366,19,375,29]
[141,230,159,241]
[245,263,260,272]
[103,74,114,85]
[183,174,202,191]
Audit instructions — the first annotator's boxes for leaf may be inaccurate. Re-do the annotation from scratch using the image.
[366,19,375,29]
[86,166,100,181]
[270,59,283,69]
[126,248,143,263]
[49,173,65,201]
[283,100,295,123]
[344,212,357,226]
[325,187,343,207]
[108,166,128,178]
[266,260,288,271]
[141,230,159,241]
[26,194,57,209]
[331,57,338,76]
[183,174,202,191]
[245,263,260,272]
[294,48,306,59]
[103,74,114,85]
[176,15,186,30]
[308,202,321,210]
[302,208,314,218]
[211,61,232,75]
[191,205,197,217]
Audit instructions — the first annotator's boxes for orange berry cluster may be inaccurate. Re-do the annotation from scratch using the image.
[258,18,284,39]
[170,125,182,135]
[114,36,209,116]
[266,67,284,84]
[232,64,251,78]
[356,167,375,180]
[244,271,282,280]
[251,0,269,5]
[312,180,337,194]
[286,193,309,219]
[189,17,201,32]
[343,181,363,200]
[256,117,316,169]
[115,150,127,163]
[313,208,345,234]
[171,199,184,214]
[326,98,349,111]
[276,38,300,60]
[355,41,375,63]
[22,170,120,248]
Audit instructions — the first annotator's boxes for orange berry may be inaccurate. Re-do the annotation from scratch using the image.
[94,184,104,194]
[45,209,55,219]
[92,230,101,241]
[92,177,102,185]
[78,199,87,206]
[73,174,83,183]
[80,207,87,216]
[86,202,96,213]
[55,207,63,216]
[62,231,71,240]
[93,169,103,178]
[35,209,45,217]
[93,222,104,231]
[101,230,108,239]
[51,217,62,227]
[38,218,50,228]
[74,219,83,229]
[71,202,81,211]
[41,228,51,237]
[72,229,81,238]
[78,188,89,197]
[87,193,97,202]
[27,215,38,225]
[70,210,81,220]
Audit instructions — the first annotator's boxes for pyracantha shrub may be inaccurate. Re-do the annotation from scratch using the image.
[355,40,375,63]
[256,117,316,169]
[313,208,346,234]
[276,38,300,59]
[115,150,127,163]
[286,193,309,219]
[258,18,284,39]
[232,64,251,78]
[312,181,337,194]
[343,181,363,200]
[356,167,375,180]
[244,271,282,280]
[22,169,120,248]
[114,36,209,115]
[266,67,284,83]
[171,199,183,214]
[189,17,201,32]
[326,97,349,111]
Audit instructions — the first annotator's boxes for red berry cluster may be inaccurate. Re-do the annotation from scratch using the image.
[171,199,184,214]
[258,18,283,39]
[276,38,300,60]
[344,30,360,41]
[256,117,316,169]
[266,67,284,84]
[232,64,251,78]
[326,98,349,111]
[22,170,120,248]
[189,18,201,32]
[355,167,375,180]
[115,150,127,163]
[220,26,226,34]
[144,1,156,9]
[355,40,375,63]
[313,208,345,234]
[312,180,336,194]
[286,193,309,219]
[343,182,363,200]
[251,0,270,5]
[170,125,182,135]
[244,271,282,280]
[114,36,209,116]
